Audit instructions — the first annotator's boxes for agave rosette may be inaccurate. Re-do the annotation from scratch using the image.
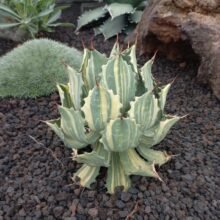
[46,42,180,194]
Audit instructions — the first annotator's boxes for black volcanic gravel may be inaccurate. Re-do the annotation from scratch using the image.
[0,5,220,220]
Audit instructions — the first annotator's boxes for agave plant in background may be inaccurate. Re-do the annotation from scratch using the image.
[76,0,148,40]
[0,0,73,39]
[46,41,181,194]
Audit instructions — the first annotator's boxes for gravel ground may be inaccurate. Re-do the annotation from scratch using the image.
[0,5,220,220]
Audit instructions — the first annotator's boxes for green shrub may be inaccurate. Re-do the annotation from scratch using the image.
[0,39,82,98]
[46,42,181,194]
[0,0,73,38]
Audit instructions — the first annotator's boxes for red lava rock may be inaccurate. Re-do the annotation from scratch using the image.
[88,208,98,218]
[119,210,129,218]
[121,192,131,202]
[18,208,26,217]
[53,206,64,217]
[145,206,151,214]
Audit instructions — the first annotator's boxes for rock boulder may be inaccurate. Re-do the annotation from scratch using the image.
[127,0,220,99]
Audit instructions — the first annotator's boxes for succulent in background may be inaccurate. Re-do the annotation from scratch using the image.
[0,0,73,38]
[76,0,148,40]
[46,42,181,194]
[105,0,144,6]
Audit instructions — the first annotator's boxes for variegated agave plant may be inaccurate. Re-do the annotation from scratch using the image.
[46,42,181,194]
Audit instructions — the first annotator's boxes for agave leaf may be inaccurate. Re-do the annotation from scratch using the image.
[80,48,90,93]
[154,115,180,145]
[80,49,107,92]
[129,10,143,23]
[73,164,100,188]
[106,152,131,194]
[105,0,144,7]
[119,149,161,179]
[33,7,55,19]
[139,135,155,148]
[74,151,108,167]
[100,118,141,152]
[74,142,110,167]
[129,91,160,130]
[140,115,180,148]
[106,3,134,19]
[95,142,111,165]
[94,26,102,36]
[86,50,108,88]
[139,123,157,148]
[0,23,20,28]
[137,146,171,166]
[59,106,99,149]
[67,65,83,110]
[76,7,108,32]
[46,118,89,150]
[81,86,122,131]
[47,22,74,28]
[109,41,120,57]
[98,15,126,40]
[140,56,155,91]
[57,84,73,108]
[135,73,147,97]
[158,83,171,112]
[100,55,136,112]
[0,3,21,20]
[46,10,62,25]
[74,151,106,166]
[46,118,64,141]
[122,44,138,72]
[86,131,100,146]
